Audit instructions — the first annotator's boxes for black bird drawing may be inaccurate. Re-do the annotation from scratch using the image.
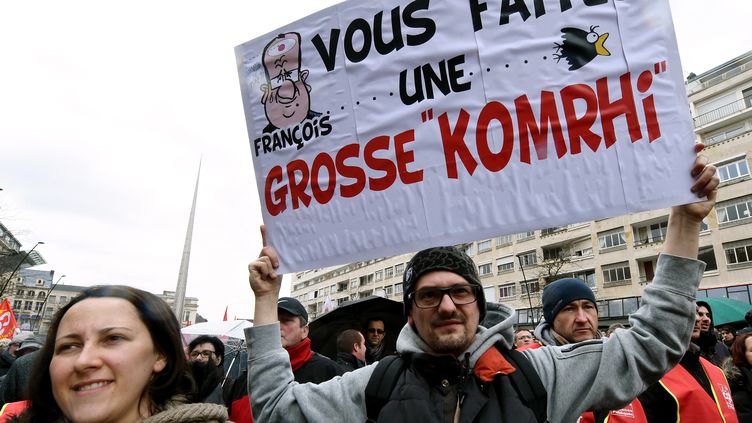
[553,25,610,71]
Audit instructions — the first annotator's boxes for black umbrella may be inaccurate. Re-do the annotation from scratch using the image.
[309,296,407,361]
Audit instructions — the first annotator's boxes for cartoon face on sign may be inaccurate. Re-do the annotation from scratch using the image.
[261,32,315,132]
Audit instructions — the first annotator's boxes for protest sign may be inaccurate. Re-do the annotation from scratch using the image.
[236,0,697,273]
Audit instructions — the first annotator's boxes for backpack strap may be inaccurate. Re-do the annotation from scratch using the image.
[496,343,548,423]
[364,354,406,423]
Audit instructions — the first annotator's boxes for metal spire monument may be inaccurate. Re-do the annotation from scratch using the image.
[173,160,201,324]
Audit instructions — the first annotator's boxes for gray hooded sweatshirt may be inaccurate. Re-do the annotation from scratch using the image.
[246,254,704,423]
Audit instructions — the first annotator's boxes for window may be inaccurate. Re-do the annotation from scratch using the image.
[24,301,33,310]
[598,228,626,249]
[384,267,394,279]
[699,246,718,272]
[337,281,348,292]
[35,302,43,311]
[518,231,535,241]
[520,280,540,294]
[704,125,746,145]
[700,218,710,233]
[602,262,632,285]
[384,285,393,296]
[496,256,514,274]
[495,234,513,247]
[543,246,566,261]
[13,300,21,309]
[360,274,374,286]
[395,263,405,276]
[519,251,537,267]
[717,195,752,225]
[634,220,668,245]
[60,296,68,304]
[478,239,492,253]
[394,283,403,294]
[350,278,359,289]
[478,263,492,276]
[717,156,749,183]
[499,283,516,299]
[725,239,752,265]
[375,270,383,281]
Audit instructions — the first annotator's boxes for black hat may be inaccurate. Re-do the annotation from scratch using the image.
[542,278,597,323]
[278,297,308,322]
[402,246,486,321]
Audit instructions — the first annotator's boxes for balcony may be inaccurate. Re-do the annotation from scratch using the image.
[694,96,752,129]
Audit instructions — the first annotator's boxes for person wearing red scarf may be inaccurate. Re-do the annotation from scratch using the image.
[227,297,340,423]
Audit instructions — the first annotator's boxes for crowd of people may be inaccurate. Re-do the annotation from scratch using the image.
[1,147,751,423]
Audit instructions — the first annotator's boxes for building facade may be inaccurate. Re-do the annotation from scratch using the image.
[291,50,752,329]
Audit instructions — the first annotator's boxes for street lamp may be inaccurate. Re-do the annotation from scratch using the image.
[34,274,65,333]
[0,241,44,298]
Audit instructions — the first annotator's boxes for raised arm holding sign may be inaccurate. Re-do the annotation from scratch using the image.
[245,150,718,423]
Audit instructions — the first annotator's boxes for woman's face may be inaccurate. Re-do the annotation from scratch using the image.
[745,337,752,367]
[50,297,166,423]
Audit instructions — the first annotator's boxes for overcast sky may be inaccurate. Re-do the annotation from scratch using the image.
[1,0,750,323]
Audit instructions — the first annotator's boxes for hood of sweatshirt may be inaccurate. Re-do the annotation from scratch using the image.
[395,301,516,368]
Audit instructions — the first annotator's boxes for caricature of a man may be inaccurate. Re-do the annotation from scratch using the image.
[261,32,320,133]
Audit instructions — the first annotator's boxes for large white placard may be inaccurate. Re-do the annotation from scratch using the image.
[236,0,696,273]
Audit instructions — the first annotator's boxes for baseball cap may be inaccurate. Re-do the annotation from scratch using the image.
[277,297,308,322]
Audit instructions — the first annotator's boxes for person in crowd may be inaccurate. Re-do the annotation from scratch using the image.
[245,154,718,422]
[534,278,600,346]
[335,329,367,373]
[740,310,752,335]
[534,277,643,422]
[224,296,340,423]
[187,335,227,405]
[720,325,737,349]
[277,296,341,383]
[6,285,229,422]
[695,300,730,366]
[635,302,739,422]
[513,329,536,349]
[0,337,43,404]
[723,332,752,422]
[365,318,393,362]
[0,336,24,378]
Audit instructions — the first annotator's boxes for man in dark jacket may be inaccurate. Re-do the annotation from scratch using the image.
[335,329,366,373]
[225,297,340,422]
[277,297,341,383]
[695,300,730,366]
[187,335,227,405]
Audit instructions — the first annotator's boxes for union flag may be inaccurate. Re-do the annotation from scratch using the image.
[0,299,18,340]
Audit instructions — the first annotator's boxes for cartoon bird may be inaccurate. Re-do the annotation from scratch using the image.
[553,25,610,71]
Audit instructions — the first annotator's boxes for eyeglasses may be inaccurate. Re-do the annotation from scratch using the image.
[409,285,479,309]
[368,328,385,335]
[189,350,216,359]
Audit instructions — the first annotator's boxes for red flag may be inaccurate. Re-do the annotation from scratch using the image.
[223,306,228,321]
[0,299,18,340]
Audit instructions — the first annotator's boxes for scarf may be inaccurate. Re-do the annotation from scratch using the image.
[285,337,314,372]
[366,342,384,362]
[550,326,601,346]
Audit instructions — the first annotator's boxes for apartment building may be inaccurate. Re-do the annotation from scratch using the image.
[291,50,752,329]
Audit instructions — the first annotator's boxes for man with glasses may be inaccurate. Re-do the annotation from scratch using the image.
[245,155,719,422]
[365,318,393,363]
[187,335,228,405]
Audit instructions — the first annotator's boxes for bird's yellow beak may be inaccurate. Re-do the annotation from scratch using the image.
[595,33,610,56]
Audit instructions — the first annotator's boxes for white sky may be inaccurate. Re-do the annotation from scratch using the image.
[1,0,750,322]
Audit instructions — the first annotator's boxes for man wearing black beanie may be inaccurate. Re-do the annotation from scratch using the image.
[535,278,600,346]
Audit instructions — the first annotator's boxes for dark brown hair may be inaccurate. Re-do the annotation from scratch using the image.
[21,285,194,422]
[731,332,752,369]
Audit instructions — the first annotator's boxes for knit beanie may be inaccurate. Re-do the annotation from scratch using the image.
[542,278,596,323]
[402,246,486,321]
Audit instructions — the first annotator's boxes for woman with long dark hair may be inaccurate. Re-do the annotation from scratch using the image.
[8,285,230,423]
[724,331,752,422]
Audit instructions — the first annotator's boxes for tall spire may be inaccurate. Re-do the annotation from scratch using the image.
[173,159,201,324]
